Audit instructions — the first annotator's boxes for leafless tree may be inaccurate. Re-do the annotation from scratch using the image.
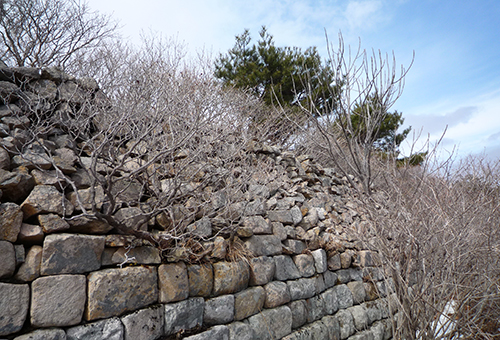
[0,0,117,68]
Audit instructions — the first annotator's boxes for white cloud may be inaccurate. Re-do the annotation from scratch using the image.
[344,1,384,30]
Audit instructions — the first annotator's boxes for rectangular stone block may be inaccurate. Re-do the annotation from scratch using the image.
[213,261,249,296]
[164,297,204,336]
[159,262,189,303]
[66,317,124,340]
[204,295,234,326]
[0,283,29,336]
[243,235,282,257]
[13,328,66,340]
[247,306,292,340]
[188,263,213,297]
[234,286,265,321]
[121,305,164,340]
[86,266,158,321]
[184,325,229,340]
[249,256,275,286]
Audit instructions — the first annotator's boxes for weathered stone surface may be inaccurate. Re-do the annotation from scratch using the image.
[0,283,29,336]
[322,315,341,340]
[323,270,338,289]
[14,245,42,282]
[283,321,329,340]
[188,263,213,297]
[327,254,341,271]
[21,185,74,218]
[333,284,354,310]
[349,305,369,330]
[66,317,124,340]
[248,184,270,199]
[288,299,308,329]
[348,281,367,305]
[274,255,301,281]
[1,168,35,202]
[293,254,316,277]
[187,216,212,238]
[31,275,86,327]
[321,288,339,315]
[264,281,291,308]
[14,329,66,340]
[287,277,317,301]
[282,239,306,254]
[311,249,327,273]
[336,309,355,339]
[58,80,88,103]
[227,321,253,340]
[67,215,112,234]
[121,305,164,340]
[14,244,25,266]
[272,221,287,240]
[110,246,161,265]
[41,233,105,275]
[306,295,326,322]
[67,186,105,211]
[0,147,9,170]
[0,202,22,242]
[17,223,44,244]
[31,169,65,186]
[38,213,70,233]
[349,329,375,340]
[0,240,15,279]
[363,301,382,325]
[243,215,271,234]
[211,236,227,259]
[340,251,352,268]
[164,297,204,336]
[158,262,189,303]
[247,305,292,340]
[86,266,158,321]
[337,269,352,284]
[233,286,265,321]
[243,199,265,216]
[184,325,229,340]
[204,295,234,325]
[244,235,282,256]
[290,205,303,225]
[249,256,275,286]
[213,260,249,295]
[113,207,147,231]
[268,210,293,224]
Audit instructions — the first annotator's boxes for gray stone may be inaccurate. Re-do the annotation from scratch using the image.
[290,206,303,225]
[17,223,44,244]
[311,249,327,273]
[349,305,369,331]
[0,241,15,278]
[337,269,351,284]
[164,297,204,335]
[14,245,42,282]
[0,202,22,242]
[315,274,326,294]
[248,184,270,199]
[67,186,105,212]
[243,199,265,216]
[348,281,367,304]
[113,207,147,231]
[158,262,189,303]
[299,208,319,230]
[333,284,354,309]
[31,275,86,327]
[322,315,341,340]
[243,215,271,234]
[282,239,306,254]
[370,321,386,340]
[14,329,66,340]
[67,216,112,234]
[87,266,158,321]
[287,277,317,301]
[41,233,105,275]
[306,295,326,322]
[111,246,161,265]
[38,213,70,233]
[247,305,292,340]
[274,255,300,280]
[204,295,234,325]
[268,210,293,224]
[121,305,164,340]
[271,222,287,240]
[249,256,275,286]
[327,254,341,271]
[349,330,375,340]
[288,299,308,329]
[336,309,355,339]
[293,254,316,277]
[21,185,74,218]
[321,288,339,315]
[188,263,213,297]
[213,260,249,295]
[0,147,9,170]
[227,321,253,340]
[363,301,382,325]
[233,286,265,321]
[66,317,124,340]
[58,81,88,104]
[0,283,29,336]
[187,216,212,238]
[14,244,25,266]
[244,235,282,257]
[340,251,352,268]
[264,281,290,308]
[184,325,229,340]
[323,270,338,289]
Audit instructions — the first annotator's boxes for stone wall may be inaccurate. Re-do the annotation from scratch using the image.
[0,66,395,340]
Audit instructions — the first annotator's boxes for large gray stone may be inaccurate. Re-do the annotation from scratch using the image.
[66,317,124,340]
[188,263,213,297]
[0,240,15,278]
[287,277,317,301]
[348,281,367,305]
[184,325,229,340]
[0,202,22,242]
[288,299,308,329]
[322,288,339,315]
[333,284,354,309]
[14,329,66,340]
[21,185,74,218]
[244,235,282,256]
[249,256,275,286]
[164,297,204,335]
[293,254,316,278]
[204,295,234,325]
[31,275,86,327]
[227,321,253,340]
[40,233,105,275]
[274,255,301,281]
[243,215,271,234]
[323,270,338,289]
[86,266,158,321]
[268,210,294,224]
[233,286,265,321]
[14,245,42,282]
[336,309,355,339]
[311,249,327,273]
[213,260,249,295]
[17,223,44,244]
[306,295,326,322]
[110,246,161,265]
[0,283,29,336]
[322,315,341,340]
[349,305,369,331]
[121,305,164,340]
[264,281,290,308]
[247,306,292,340]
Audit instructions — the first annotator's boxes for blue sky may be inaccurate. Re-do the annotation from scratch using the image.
[86,0,500,160]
